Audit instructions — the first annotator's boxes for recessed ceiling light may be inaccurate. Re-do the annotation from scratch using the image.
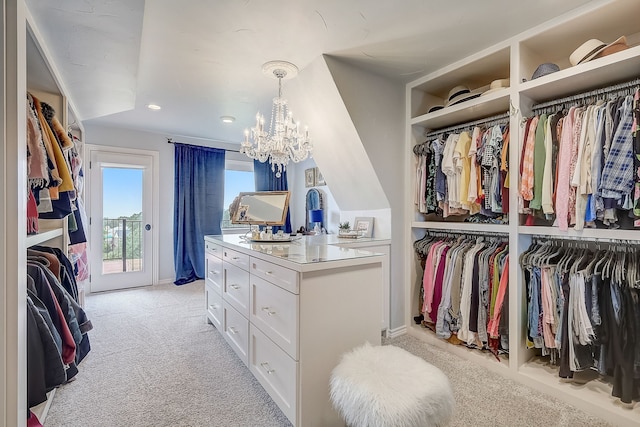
[220,116,236,123]
[147,103,161,110]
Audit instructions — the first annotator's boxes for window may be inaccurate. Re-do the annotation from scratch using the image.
[222,155,254,231]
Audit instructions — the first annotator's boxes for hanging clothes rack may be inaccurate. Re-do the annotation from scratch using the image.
[423,228,508,239]
[530,234,640,246]
[531,76,640,114]
[422,111,510,141]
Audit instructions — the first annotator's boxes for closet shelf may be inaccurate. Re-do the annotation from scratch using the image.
[412,222,510,233]
[26,228,63,248]
[518,226,640,241]
[410,90,510,130]
[407,325,510,372]
[518,361,640,426]
[518,44,640,105]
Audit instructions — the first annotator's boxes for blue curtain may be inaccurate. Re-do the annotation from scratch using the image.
[174,143,225,285]
[253,160,292,233]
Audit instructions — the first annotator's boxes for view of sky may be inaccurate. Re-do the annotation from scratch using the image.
[224,170,255,209]
[102,168,254,219]
[102,167,143,218]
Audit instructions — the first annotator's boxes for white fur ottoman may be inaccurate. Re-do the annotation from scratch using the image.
[330,343,455,427]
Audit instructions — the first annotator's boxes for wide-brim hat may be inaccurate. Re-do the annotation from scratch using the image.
[531,63,560,80]
[481,78,510,96]
[446,85,470,102]
[569,36,628,66]
[445,85,487,107]
[428,104,444,114]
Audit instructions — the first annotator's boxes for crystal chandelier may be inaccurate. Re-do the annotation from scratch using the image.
[241,61,312,178]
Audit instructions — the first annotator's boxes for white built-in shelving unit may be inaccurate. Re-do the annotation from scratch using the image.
[405,0,640,425]
[23,6,85,424]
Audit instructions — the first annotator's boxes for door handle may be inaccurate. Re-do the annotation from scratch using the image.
[145,224,151,231]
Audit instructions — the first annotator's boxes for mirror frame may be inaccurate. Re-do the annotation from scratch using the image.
[231,191,291,226]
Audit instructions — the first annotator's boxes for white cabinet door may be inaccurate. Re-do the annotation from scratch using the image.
[250,275,299,359]
[205,283,223,330]
[223,301,249,366]
[250,325,298,425]
[223,262,250,317]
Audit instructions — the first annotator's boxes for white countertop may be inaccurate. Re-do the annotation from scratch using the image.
[205,234,385,272]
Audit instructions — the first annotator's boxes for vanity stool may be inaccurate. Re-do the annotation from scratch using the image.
[329,343,455,427]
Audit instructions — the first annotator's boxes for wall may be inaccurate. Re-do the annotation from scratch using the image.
[87,56,407,330]
[84,123,241,284]
[289,157,340,233]
[321,55,406,330]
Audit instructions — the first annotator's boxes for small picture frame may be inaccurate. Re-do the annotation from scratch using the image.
[354,216,374,238]
[304,168,316,188]
[315,167,326,186]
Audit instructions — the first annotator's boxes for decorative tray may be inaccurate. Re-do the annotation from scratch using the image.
[249,238,293,243]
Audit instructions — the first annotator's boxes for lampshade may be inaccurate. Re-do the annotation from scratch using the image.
[309,209,323,223]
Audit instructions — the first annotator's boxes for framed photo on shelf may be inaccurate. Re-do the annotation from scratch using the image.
[315,167,326,186]
[304,168,316,188]
[354,216,374,238]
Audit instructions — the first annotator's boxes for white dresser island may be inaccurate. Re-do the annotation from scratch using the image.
[204,234,384,427]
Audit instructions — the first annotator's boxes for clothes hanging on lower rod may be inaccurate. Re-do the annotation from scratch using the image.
[519,87,640,230]
[414,232,509,356]
[26,245,93,409]
[520,239,640,403]
[414,122,510,224]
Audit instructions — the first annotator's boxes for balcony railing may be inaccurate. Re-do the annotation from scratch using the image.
[102,218,143,273]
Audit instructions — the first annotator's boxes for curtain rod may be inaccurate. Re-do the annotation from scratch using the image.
[531,76,640,112]
[167,137,240,153]
[423,111,510,140]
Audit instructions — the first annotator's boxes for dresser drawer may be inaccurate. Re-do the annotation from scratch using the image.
[223,301,249,367]
[205,240,222,259]
[223,247,250,271]
[250,325,297,424]
[205,283,223,330]
[223,263,250,318]
[251,257,299,294]
[205,252,223,294]
[250,275,299,359]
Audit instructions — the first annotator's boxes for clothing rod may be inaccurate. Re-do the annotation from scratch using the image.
[424,228,508,237]
[424,112,510,139]
[530,234,640,245]
[166,137,240,153]
[531,76,640,112]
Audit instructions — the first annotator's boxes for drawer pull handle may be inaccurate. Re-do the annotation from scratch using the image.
[260,362,275,375]
[209,304,219,310]
[229,326,238,335]
[261,307,276,316]
[230,284,240,290]
[265,270,273,275]
[210,270,220,275]
[232,256,240,260]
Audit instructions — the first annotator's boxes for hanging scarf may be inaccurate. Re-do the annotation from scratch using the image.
[31,95,74,195]
[26,94,49,189]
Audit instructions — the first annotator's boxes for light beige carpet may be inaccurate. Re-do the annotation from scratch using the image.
[44,281,612,426]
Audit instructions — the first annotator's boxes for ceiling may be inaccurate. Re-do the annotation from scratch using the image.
[26,0,596,145]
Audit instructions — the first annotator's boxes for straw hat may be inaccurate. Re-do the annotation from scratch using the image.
[445,85,487,107]
[481,78,510,96]
[569,36,628,66]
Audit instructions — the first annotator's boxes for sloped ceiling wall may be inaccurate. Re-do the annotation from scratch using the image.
[285,56,390,213]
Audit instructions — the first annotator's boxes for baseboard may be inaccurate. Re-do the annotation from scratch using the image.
[385,325,407,339]
[157,278,174,285]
